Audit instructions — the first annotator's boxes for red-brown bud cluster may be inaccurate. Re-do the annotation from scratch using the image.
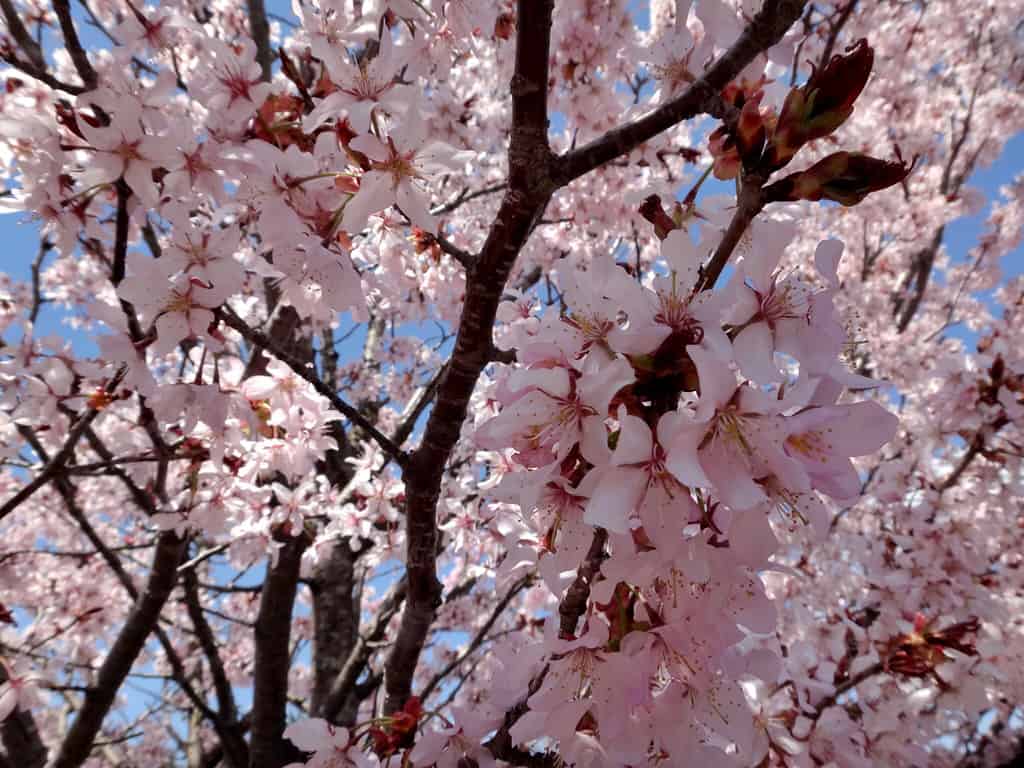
[768,39,874,169]
[369,695,423,755]
[764,151,913,206]
[638,194,679,240]
[886,615,980,678]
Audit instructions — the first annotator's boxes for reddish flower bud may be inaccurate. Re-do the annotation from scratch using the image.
[708,126,740,180]
[768,39,875,168]
[886,616,980,678]
[734,92,767,166]
[764,151,912,206]
[87,388,117,411]
[494,11,515,40]
[639,194,678,240]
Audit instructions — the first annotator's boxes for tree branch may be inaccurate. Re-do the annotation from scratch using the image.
[0,370,125,523]
[248,536,308,768]
[49,531,187,768]
[246,0,274,82]
[555,0,808,183]
[558,529,608,638]
[808,661,885,721]
[380,0,557,716]
[0,0,46,72]
[308,542,359,723]
[938,418,1007,493]
[182,568,250,768]
[52,0,98,90]
[420,574,532,702]
[321,576,407,722]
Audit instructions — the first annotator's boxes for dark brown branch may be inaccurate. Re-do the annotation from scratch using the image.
[894,75,984,332]
[808,661,885,720]
[52,0,98,90]
[17,424,219,733]
[432,233,476,269]
[818,0,858,65]
[248,536,309,768]
[938,419,1007,493]
[321,577,408,722]
[379,0,812,722]
[0,0,46,72]
[0,3,86,98]
[246,0,274,82]
[182,570,237,720]
[558,529,608,638]
[28,239,51,325]
[430,183,508,216]
[309,542,359,723]
[555,0,808,183]
[182,569,250,768]
[895,225,944,332]
[392,366,445,448]
[49,531,187,768]
[380,0,557,717]
[484,665,556,768]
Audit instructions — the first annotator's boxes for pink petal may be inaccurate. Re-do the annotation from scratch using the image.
[612,407,653,466]
[583,466,647,534]
[733,322,781,383]
[665,420,712,488]
[814,239,843,288]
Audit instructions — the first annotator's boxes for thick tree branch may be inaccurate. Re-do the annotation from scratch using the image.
[321,576,408,723]
[380,0,557,716]
[49,531,187,768]
[246,0,274,82]
[0,0,46,72]
[248,536,308,768]
[309,542,359,723]
[182,569,251,768]
[557,529,608,638]
[52,0,98,90]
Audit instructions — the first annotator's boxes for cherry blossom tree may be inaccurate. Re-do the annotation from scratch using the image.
[0,0,1021,767]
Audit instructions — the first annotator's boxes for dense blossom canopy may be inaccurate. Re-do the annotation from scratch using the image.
[0,0,1022,767]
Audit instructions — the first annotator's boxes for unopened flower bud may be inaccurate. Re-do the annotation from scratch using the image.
[708,126,740,180]
[764,151,912,206]
[639,195,678,239]
[734,93,767,167]
[768,39,874,168]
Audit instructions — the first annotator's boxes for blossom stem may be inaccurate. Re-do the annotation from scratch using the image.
[697,172,766,292]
